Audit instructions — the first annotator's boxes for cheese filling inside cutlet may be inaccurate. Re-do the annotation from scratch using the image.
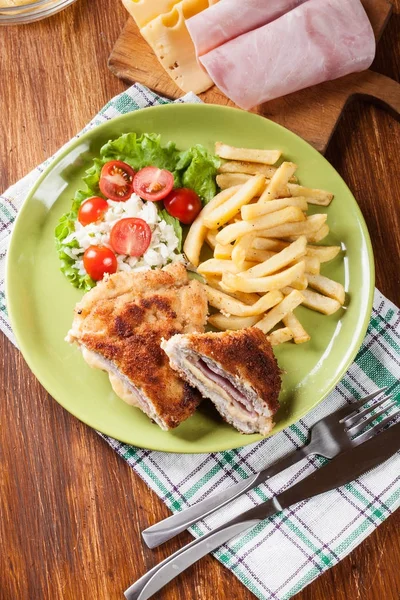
[81,346,158,420]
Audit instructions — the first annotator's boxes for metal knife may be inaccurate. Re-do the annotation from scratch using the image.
[124,420,400,600]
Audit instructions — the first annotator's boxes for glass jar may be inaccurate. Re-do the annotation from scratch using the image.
[0,0,77,24]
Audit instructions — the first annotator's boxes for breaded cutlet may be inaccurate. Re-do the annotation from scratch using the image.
[66,263,208,430]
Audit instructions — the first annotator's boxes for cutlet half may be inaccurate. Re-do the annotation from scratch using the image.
[66,263,208,430]
[161,328,281,435]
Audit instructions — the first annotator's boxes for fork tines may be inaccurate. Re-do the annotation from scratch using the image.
[342,389,399,446]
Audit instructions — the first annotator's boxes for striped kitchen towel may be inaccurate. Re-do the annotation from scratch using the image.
[1,84,399,600]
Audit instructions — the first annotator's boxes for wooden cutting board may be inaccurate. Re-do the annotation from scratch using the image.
[108,0,400,153]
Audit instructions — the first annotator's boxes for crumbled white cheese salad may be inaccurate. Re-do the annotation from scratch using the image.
[62,194,184,276]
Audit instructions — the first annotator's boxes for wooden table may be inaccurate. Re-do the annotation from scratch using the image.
[1,2,399,599]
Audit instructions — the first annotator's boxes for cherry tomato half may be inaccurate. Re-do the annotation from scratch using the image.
[163,188,202,225]
[78,196,109,226]
[83,246,118,281]
[110,218,152,257]
[133,167,174,202]
[99,160,135,201]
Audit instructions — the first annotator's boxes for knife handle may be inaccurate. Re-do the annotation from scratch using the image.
[142,445,309,548]
[125,515,263,600]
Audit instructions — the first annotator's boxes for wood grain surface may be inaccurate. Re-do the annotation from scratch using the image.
[108,0,400,153]
[0,2,400,600]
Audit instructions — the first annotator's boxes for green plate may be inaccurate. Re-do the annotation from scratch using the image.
[6,104,374,453]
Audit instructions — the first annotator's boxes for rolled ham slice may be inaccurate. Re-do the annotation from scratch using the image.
[200,0,376,110]
[187,0,308,56]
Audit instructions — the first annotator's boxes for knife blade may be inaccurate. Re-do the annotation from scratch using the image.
[125,420,400,600]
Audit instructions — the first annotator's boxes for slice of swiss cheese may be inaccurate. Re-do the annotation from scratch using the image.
[121,0,218,29]
[121,0,182,29]
[140,0,218,94]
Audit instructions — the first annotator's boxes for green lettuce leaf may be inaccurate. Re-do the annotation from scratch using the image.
[82,159,103,193]
[54,191,96,291]
[158,208,183,252]
[101,132,180,175]
[176,145,220,203]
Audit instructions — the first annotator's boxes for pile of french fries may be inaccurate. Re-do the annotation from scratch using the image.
[184,143,345,346]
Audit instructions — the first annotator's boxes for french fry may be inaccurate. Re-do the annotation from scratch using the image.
[214,243,233,259]
[307,273,345,304]
[216,221,268,247]
[230,291,262,305]
[198,258,256,276]
[306,245,341,263]
[289,275,308,290]
[215,222,249,245]
[219,160,298,182]
[256,290,304,333]
[282,313,310,344]
[257,214,327,239]
[222,261,305,293]
[216,206,306,245]
[258,162,298,202]
[242,236,307,279]
[231,233,257,269]
[246,248,276,263]
[231,213,243,223]
[253,239,340,263]
[249,207,307,232]
[252,238,290,252]
[213,245,277,265]
[205,229,219,249]
[217,160,276,182]
[215,142,281,165]
[218,278,242,294]
[267,327,294,346]
[201,274,221,287]
[204,175,265,229]
[216,173,306,192]
[305,224,330,243]
[204,286,283,317]
[241,196,308,220]
[301,288,342,315]
[183,186,240,266]
[206,276,261,305]
[296,255,320,275]
[282,286,342,315]
[216,173,262,190]
[219,161,276,177]
[208,313,262,331]
[285,183,334,206]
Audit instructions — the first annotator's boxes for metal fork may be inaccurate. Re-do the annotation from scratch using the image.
[142,388,397,548]
[127,412,400,600]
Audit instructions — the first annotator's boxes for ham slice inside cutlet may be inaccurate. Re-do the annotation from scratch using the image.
[66,263,208,431]
[197,0,375,110]
[162,328,281,436]
[194,359,258,417]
